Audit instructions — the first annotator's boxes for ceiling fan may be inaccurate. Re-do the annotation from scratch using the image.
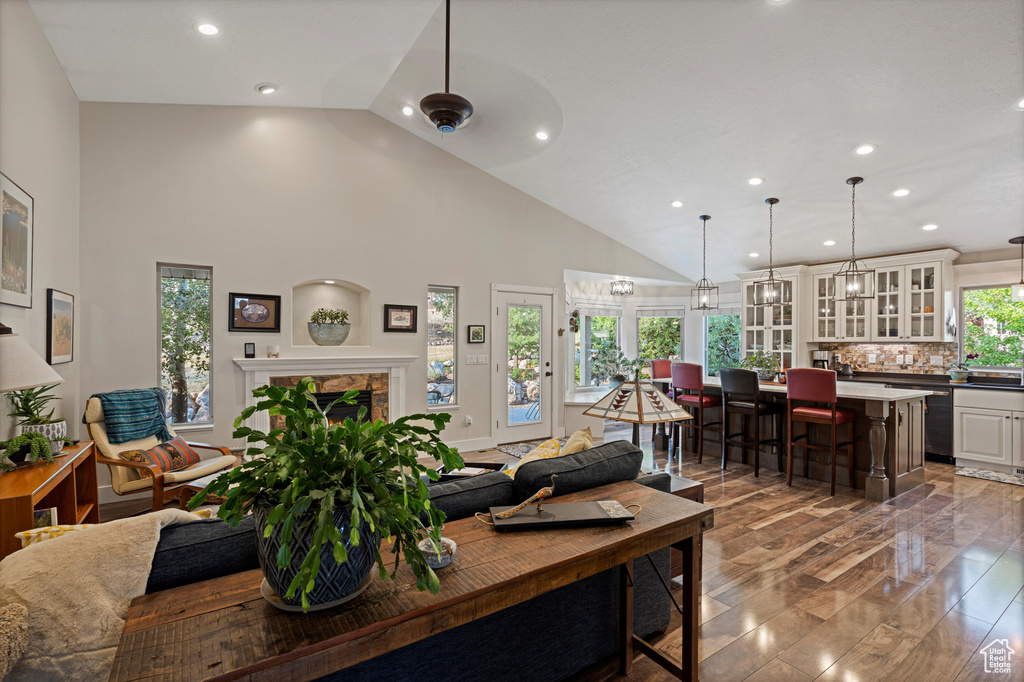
[419,0,473,133]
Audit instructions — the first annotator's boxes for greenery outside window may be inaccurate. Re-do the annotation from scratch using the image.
[637,314,683,366]
[159,264,211,425]
[574,314,620,388]
[427,286,457,405]
[705,311,741,377]
[961,286,1023,370]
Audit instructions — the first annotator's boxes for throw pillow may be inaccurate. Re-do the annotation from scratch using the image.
[561,427,593,455]
[504,438,561,479]
[121,436,201,472]
[0,603,28,679]
[15,524,98,548]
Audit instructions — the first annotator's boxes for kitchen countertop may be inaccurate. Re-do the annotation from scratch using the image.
[838,372,1024,392]
[701,376,934,401]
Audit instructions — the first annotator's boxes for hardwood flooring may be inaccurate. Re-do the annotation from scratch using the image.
[585,423,1024,682]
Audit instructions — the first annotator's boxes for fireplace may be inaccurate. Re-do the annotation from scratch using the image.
[315,390,372,424]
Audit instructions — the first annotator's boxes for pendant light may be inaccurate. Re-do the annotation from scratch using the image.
[1010,236,1024,302]
[419,0,474,133]
[690,215,719,311]
[832,177,875,301]
[610,279,634,296]
[753,198,791,307]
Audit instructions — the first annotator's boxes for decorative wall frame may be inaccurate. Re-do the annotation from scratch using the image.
[467,325,485,343]
[46,288,74,364]
[0,172,34,308]
[384,304,417,333]
[229,293,281,332]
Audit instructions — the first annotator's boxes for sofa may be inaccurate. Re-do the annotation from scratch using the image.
[146,441,678,682]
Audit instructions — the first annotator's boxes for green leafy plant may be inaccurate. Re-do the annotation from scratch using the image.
[7,384,62,425]
[309,308,350,325]
[0,432,58,472]
[740,349,779,377]
[189,378,464,611]
[594,346,644,383]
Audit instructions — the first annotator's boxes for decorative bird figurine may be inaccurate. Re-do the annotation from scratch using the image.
[495,473,558,519]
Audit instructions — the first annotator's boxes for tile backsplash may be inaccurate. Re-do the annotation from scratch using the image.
[817,342,958,374]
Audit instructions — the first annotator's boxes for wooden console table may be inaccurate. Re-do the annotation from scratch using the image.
[0,441,99,561]
[111,480,713,682]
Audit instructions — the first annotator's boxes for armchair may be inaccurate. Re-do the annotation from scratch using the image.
[84,397,236,511]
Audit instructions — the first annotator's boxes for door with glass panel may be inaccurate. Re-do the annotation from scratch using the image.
[493,291,553,444]
[874,267,903,340]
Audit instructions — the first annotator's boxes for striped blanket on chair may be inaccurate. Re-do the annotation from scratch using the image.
[86,388,173,445]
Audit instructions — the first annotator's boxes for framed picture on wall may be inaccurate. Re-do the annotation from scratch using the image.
[46,289,74,364]
[468,325,485,343]
[1,172,34,308]
[384,304,417,333]
[229,293,281,332]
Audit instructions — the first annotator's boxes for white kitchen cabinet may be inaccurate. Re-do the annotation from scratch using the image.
[954,406,1013,466]
[812,274,838,341]
[741,275,800,370]
[873,267,903,340]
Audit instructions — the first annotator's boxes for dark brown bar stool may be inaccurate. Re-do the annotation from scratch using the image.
[670,363,722,463]
[719,368,783,478]
[786,368,855,496]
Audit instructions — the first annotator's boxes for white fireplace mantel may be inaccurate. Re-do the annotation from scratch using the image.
[232,356,418,432]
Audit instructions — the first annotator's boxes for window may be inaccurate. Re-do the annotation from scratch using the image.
[637,314,683,362]
[961,286,1023,369]
[704,312,741,377]
[159,264,211,425]
[427,286,457,404]
[574,314,620,388]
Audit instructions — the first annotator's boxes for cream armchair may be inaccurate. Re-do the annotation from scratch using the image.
[84,397,236,511]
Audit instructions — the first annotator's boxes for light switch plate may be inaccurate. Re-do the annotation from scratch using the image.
[930,355,943,366]
[868,354,877,364]
[895,354,904,365]
[905,354,914,364]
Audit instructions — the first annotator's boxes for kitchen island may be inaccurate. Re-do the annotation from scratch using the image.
[699,377,934,501]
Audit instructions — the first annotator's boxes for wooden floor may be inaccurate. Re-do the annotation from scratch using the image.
[577,423,1024,682]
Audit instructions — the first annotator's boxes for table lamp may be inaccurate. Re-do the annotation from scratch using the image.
[584,379,691,446]
[0,323,64,392]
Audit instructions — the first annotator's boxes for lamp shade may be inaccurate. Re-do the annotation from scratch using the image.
[0,326,64,392]
[583,380,691,425]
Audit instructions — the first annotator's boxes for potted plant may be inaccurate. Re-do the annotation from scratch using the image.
[189,378,464,612]
[740,350,779,381]
[594,347,644,388]
[307,307,350,346]
[948,354,976,383]
[7,384,67,455]
[0,432,59,472]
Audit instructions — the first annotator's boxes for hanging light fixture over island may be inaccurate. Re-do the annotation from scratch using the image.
[832,177,875,301]
[690,214,719,311]
[753,198,791,307]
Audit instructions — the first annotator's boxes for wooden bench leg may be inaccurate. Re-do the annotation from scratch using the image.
[619,560,634,675]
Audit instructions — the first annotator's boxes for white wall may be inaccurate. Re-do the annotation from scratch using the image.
[0,0,80,440]
[78,103,686,472]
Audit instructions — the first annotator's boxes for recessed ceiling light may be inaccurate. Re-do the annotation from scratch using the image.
[766,0,791,6]
[747,177,764,186]
[401,105,414,116]
[823,240,836,246]
[195,23,219,36]
[922,224,938,231]
[891,188,910,197]
[255,83,277,95]
[324,280,335,284]
[749,252,759,258]
[535,131,549,140]
[671,200,683,208]
[854,144,876,155]
[1017,97,1024,109]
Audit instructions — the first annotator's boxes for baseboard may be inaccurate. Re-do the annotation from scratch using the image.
[98,484,152,505]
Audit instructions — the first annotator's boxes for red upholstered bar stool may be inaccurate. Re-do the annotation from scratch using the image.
[670,363,722,463]
[650,359,673,442]
[786,368,856,496]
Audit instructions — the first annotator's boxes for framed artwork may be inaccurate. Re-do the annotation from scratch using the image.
[244,342,256,358]
[47,289,74,364]
[1,173,34,308]
[229,293,281,332]
[468,325,485,343]
[384,304,417,333]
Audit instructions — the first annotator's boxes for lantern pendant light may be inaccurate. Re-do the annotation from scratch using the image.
[832,177,875,301]
[753,198,791,307]
[1010,236,1024,302]
[691,215,719,311]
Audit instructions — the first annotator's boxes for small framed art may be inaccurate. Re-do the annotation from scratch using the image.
[1,172,34,308]
[384,304,417,333]
[47,288,74,364]
[244,342,256,358]
[468,325,485,343]
[229,293,281,332]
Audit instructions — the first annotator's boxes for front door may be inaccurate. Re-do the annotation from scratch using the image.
[493,290,553,444]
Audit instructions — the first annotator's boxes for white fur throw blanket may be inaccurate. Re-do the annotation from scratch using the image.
[0,508,202,681]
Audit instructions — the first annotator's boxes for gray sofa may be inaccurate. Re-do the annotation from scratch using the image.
[146,441,673,682]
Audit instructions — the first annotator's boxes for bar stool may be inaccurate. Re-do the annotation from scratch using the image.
[719,368,784,478]
[650,359,672,442]
[670,363,722,463]
[786,368,855,496]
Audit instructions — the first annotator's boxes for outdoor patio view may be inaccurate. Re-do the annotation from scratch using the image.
[508,305,542,424]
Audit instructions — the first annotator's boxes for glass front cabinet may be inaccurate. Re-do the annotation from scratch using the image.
[870,261,942,341]
[812,274,869,341]
[743,278,796,370]
[874,267,903,340]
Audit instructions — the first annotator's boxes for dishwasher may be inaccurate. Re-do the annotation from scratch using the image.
[886,382,953,464]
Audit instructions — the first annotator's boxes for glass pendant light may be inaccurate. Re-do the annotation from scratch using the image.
[691,215,719,311]
[1011,236,1024,302]
[833,177,875,301]
[610,279,634,296]
[753,198,791,307]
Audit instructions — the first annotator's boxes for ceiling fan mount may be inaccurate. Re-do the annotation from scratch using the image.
[419,0,473,133]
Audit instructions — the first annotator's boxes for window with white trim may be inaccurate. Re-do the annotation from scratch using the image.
[636,308,684,363]
[960,285,1023,370]
[427,286,457,404]
[572,305,622,389]
[704,309,741,377]
[158,264,212,425]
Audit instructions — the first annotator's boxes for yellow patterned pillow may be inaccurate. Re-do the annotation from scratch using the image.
[504,438,561,479]
[562,427,593,455]
[15,524,97,548]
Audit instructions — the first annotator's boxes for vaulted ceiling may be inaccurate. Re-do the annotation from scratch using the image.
[29,0,1024,282]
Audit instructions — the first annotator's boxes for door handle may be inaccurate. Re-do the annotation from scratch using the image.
[544,371,553,377]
